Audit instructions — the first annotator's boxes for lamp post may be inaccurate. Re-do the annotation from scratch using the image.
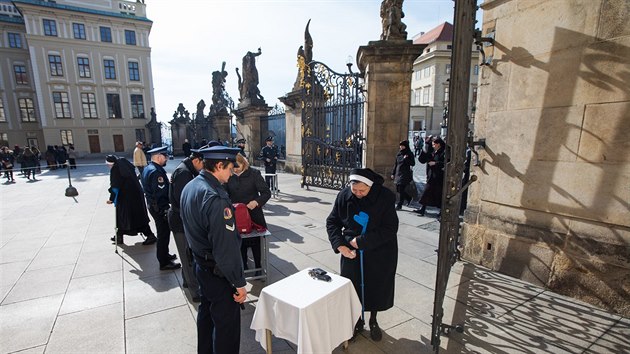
[65,162,78,197]
[441,106,449,138]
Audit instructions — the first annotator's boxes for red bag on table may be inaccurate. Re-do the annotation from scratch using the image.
[233,203,267,234]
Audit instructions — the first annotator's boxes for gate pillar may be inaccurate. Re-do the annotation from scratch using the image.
[357,41,424,187]
[279,90,302,174]
[235,104,271,159]
[208,111,232,144]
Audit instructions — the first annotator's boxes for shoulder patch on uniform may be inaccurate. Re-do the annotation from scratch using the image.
[225,223,235,231]
[158,176,164,183]
[224,207,232,219]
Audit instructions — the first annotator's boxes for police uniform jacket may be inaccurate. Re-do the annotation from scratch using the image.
[142,161,170,213]
[180,170,246,288]
[258,145,278,167]
[168,158,198,233]
[326,174,399,311]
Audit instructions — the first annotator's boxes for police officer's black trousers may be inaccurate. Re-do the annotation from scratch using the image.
[149,209,171,266]
[172,230,198,296]
[195,263,240,354]
[264,165,276,189]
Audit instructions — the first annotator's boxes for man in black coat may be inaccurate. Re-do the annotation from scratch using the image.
[168,148,208,302]
[258,136,278,189]
[326,168,399,342]
[106,155,156,245]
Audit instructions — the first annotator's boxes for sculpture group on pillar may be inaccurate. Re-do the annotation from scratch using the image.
[236,47,265,104]
[380,0,407,41]
[210,61,233,115]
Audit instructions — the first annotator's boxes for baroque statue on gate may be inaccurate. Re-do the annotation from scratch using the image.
[210,62,232,115]
[380,0,407,41]
[236,47,265,103]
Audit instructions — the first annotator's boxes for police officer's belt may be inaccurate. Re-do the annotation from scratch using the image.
[193,252,226,278]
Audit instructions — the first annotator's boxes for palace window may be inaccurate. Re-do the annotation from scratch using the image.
[73,23,86,39]
[8,33,21,48]
[130,94,144,118]
[18,98,36,122]
[124,30,136,45]
[106,94,122,118]
[53,92,71,118]
[77,57,91,78]
[100,26,112,42]
[81,93,98,118]
[14,65,28,84]
[128,61,139,81]
[0,98,6,122]
[60,130,74,145]
[104,59,116,79]
[43,19,57,36]
[49,55,64,76]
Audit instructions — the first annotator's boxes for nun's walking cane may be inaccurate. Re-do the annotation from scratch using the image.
[353,211,369,323]
[112,188,120,254]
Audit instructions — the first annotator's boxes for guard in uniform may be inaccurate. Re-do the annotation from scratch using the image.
[142,146,181,271]
[180,146,247,354]
[258,136,278,189]
[236,138,246,157]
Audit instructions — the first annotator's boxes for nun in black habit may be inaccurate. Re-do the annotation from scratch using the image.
[106,155,156,244]
[326,168,399,342]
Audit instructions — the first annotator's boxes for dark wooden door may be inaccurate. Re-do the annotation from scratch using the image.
[88,135,101,153]
[113,135,124,152]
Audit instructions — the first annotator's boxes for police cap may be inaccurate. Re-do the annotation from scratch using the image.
[147,146,168,156]
[236,138,246,144]
[265,136,274,142]
[197,146,240,167]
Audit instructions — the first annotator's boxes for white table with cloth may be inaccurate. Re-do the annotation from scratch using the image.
[250,268,363,354]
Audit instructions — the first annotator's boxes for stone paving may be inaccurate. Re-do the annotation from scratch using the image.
[1,157,628,354]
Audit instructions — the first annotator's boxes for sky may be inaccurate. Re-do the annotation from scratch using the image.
[146,0,462,124]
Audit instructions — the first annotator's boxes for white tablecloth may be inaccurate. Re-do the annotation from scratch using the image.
[251,268,362,354]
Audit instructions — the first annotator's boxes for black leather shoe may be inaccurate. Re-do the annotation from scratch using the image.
[168,254,177,261]
[192,295,201,303]
[110,236,123,244]
[160,261,181,270]
[369,321,382,341]
[142,236,157,245]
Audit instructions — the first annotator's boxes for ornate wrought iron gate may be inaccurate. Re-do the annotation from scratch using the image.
[301,61,364,189]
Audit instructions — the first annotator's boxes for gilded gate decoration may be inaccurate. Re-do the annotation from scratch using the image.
[300,61,364,189]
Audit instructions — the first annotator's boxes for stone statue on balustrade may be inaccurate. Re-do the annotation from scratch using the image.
[196,99,206,120]
[294,20,314,91]
[236,47,265,104]
[380,0,407,41]
[172,103,190,123]
[210,62,233,115]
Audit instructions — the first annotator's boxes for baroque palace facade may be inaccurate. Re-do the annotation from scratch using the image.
[0,0,154,155]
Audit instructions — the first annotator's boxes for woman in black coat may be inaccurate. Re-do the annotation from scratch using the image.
[106,155,156,243]
[225,154,271,271]
[417,137,446,216]
[326,168,399,342]
[390,140,416,210]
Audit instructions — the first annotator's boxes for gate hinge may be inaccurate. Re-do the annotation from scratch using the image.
[474,29,495,66]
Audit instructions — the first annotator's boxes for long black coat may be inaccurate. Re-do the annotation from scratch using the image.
[391,147,415,186]
[419,147,445,208]
[108,157,151,234]
[326,177,399,311]
[225,167,271,228]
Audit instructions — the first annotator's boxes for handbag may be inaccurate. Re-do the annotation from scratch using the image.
[404,182,419,201]
[418,151,430,164]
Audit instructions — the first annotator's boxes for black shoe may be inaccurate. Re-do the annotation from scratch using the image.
[395,204,402,210]
[192,295,202,303]
[142,236,157,245]
[160,261,181,270]
[352,318,365,340]
[415,206,426,216]
[110,236,124,244]
[369,321,382,341]
[182,281,188,288]
[168,254,177,261]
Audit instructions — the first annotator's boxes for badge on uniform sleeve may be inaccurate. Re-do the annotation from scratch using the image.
[224,207,232,220]
[158,176,164,183]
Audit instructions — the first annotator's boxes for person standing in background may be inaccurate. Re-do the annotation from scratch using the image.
[133,141,147,176]
[391,140,415,210]
[258,136,278,189]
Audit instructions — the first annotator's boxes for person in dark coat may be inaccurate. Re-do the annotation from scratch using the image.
[326,168,399,342]
[225,153,271,273]
[106,155,157,244]
[168,141,220,302]
[142,146,180,270]
[390,140,416,210]
[417,137,446,216]
[182,139,192,157]
[258,136,278,189]
[235,138,246,157]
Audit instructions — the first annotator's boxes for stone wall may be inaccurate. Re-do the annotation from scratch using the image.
[462,0,630,316]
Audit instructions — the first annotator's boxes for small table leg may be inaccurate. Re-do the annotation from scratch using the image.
[265,329,273,354]
[343,340,349,350]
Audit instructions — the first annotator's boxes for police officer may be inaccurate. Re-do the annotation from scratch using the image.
[142,146,181,271]
[258,136,278,189]
[168,141,220,302]
[235,138,246,157]
[180,146,247,354]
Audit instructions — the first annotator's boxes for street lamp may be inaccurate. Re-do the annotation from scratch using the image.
[441,106,449,138]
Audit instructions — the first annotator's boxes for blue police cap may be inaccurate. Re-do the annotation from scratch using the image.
[147,146,168,155]
[197,146,241,167]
